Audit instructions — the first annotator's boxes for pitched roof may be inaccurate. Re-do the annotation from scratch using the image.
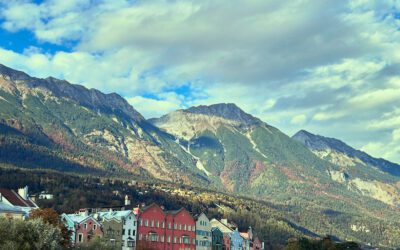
[99,210,134,221]
[0,202,25,214]
[0,188,37,208]
[210,219,234,234]
[164,207,184,215]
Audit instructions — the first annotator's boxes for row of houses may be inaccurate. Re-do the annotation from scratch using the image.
[62,199,265,250]
[0,187,265,250]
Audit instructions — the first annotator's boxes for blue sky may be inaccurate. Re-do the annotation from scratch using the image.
[0,0,399,163]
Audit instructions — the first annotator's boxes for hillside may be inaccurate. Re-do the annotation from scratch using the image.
[1,64,400,248]
[293,130,400,206]
[0,63,209,186]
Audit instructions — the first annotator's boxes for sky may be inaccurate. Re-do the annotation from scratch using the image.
[0,0,399,163]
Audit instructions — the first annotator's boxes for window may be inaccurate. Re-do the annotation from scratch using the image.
[93,224,97,230]
[183,224,187,231]
[145,220,149,227]
[156,220,159,228]
[167,236,171,243]
[149,233,158,242]
[139,234,142,240]
[128,241,135,247]
[151,220,154,227]
[193,239,196,245]
[78,233,83,242]
[161,235,164,242]
[132,230,136,236]
[139,219,142,226]
[182,236,190,244]
[122,229,125,235]
[174,237,177,243]
[174,223,177,229]
[84,223,87,229]
[161,222,165,228]
[179,224,182,230]
[168,222,172,229]
[192,226,195,231]
[188,225,191,231]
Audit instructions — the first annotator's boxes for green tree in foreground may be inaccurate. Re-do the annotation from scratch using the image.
[0,218,61,250]
[29,208,72,248]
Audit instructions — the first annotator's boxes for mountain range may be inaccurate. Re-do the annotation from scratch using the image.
[0,63,399,247]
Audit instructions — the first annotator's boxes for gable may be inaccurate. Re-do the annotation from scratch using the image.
[0,188,36,208]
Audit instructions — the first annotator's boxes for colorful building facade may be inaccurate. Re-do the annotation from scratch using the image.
[61,213,103,245]
[137,203,196,250]
[211,227,223,250]
[100,210,138,249]
[196,213,212,250]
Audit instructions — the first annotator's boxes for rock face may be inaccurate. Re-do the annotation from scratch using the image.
[0,63,208,186]
[294,130,400,206]
[293,130,400,176]
[2,64,400,247]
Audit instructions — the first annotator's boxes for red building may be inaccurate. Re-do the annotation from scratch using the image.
[136,203,196,250]
[253,237,262,250]
[222,234,231,250]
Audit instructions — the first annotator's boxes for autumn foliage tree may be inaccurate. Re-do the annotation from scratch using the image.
[30,208,72,248]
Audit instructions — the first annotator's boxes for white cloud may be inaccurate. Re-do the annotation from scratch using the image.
[291,114,307,125]
[392,129,400,142]
[0,0,400,162]
[126,95,181,119]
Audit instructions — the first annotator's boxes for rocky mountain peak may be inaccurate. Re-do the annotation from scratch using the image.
[185,103,262,125]
[293,130,400,176]
[0,64,30,81]
[0,63,144,122]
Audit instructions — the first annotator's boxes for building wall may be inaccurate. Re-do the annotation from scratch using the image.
[196,213,212,250]
[253,238,262,250]
[212,227,223,250]
[75,217,103,244]
[223,234,231,250]
[137,204,167,250]
[167,209,196,250]
[137,204,196,250]
[230,231,243,250]
[122,212,137,250]
[102,219,123,248]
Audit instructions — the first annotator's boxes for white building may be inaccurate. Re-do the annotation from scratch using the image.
[0,186,38,218]
[196,213,212,250]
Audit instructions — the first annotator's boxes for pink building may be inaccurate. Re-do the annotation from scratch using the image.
[62,212,103,245]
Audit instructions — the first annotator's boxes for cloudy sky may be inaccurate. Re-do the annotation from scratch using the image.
[0,0,399,163]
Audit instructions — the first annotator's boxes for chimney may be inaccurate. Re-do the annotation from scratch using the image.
[79,209,89,216]
[18,186,28,200]
[221,219,228,225]
[125,195,131,206]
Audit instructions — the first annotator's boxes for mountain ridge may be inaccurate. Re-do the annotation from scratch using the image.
[1,63,400,247]
[292,129,400,175]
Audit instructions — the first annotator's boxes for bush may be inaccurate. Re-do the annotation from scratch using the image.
[0,218,61,250]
